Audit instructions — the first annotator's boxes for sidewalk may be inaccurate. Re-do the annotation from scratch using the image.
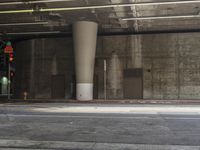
[1,98,200,104]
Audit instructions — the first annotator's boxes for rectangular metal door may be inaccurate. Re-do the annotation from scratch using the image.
[51,75,65,99]
[123,69,143,99]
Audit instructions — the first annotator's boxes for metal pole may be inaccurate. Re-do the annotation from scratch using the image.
[104,59,107,100]
[8,62,10,99]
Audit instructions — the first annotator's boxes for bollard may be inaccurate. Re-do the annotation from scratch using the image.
[23,92,28,100]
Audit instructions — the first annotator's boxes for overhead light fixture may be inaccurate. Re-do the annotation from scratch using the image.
[0,21,48,26]
[122,15,200,21]
[0,9,34,14]
[0,0,200,14]
[0,1,24,5]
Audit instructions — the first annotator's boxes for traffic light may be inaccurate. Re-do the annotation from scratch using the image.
[9,53,14,62]
[4,41,13,54]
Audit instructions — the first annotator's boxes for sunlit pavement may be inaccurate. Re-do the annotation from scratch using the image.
[1,103,200,150]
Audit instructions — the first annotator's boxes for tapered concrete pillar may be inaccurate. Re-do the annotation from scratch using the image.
[73,21,98,101]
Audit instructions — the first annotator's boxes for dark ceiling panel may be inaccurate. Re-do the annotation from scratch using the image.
[0,0,200,37]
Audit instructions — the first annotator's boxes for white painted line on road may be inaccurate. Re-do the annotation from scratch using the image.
[28,106,200,114]
[164,117,200,120]
[2,104,200,114]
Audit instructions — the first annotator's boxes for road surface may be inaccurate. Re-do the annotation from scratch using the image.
[0,103,200,149]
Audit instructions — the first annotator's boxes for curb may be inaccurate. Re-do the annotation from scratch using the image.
[0,140,200,150]
[1,99,200,104]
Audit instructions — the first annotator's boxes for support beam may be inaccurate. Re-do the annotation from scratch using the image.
[122,14,200,21]
[73,21,98,101]
[130,0,139,32]
[110,0,128,28]
[1,1,200,14]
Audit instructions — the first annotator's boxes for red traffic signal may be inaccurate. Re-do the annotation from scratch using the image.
[9,53,14,62]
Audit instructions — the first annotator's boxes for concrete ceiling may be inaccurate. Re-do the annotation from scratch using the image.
[0,0,200,36]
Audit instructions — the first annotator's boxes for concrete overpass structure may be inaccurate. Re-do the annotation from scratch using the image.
[0,0,200,149]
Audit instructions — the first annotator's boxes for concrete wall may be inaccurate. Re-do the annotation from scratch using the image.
[15,38,74,99]
[142,33,200,100]
[15,32,200,100]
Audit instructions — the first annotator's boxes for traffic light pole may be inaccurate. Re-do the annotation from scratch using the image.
[8,62,10,100]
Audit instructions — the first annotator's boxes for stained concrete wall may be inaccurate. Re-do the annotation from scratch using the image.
[15,38,74,99]
[142,33,200,100]
[15,40,33,98]
[15,32,200,100]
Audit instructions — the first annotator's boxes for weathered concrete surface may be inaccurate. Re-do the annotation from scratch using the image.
[15,32,200,100]
[1,103,200,149]
[1,140,200,150]
[97,33,200,99]
[142,33,200,100]
[107,52,123,99]
[15,38,75,99]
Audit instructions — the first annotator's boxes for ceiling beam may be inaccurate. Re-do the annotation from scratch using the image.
[6,28,200,39]
[110,0,128,28]
[0,0,200,6]
[0,22,48,26]
[0,0,76,5]
[122,14,200,21]
[129,0,139,32]
[0,0,200,13]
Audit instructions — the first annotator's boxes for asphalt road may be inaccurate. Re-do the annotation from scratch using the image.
[0,103,200,150]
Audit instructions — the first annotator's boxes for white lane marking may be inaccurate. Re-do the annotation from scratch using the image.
[0,114,200,120]
[3,105,200,114]
[31,106,200,114]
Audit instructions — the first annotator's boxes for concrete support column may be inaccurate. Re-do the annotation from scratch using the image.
[73,21,98,101]
[107,51,123,99]
[1,77,8,95]
[131,35,142,68]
